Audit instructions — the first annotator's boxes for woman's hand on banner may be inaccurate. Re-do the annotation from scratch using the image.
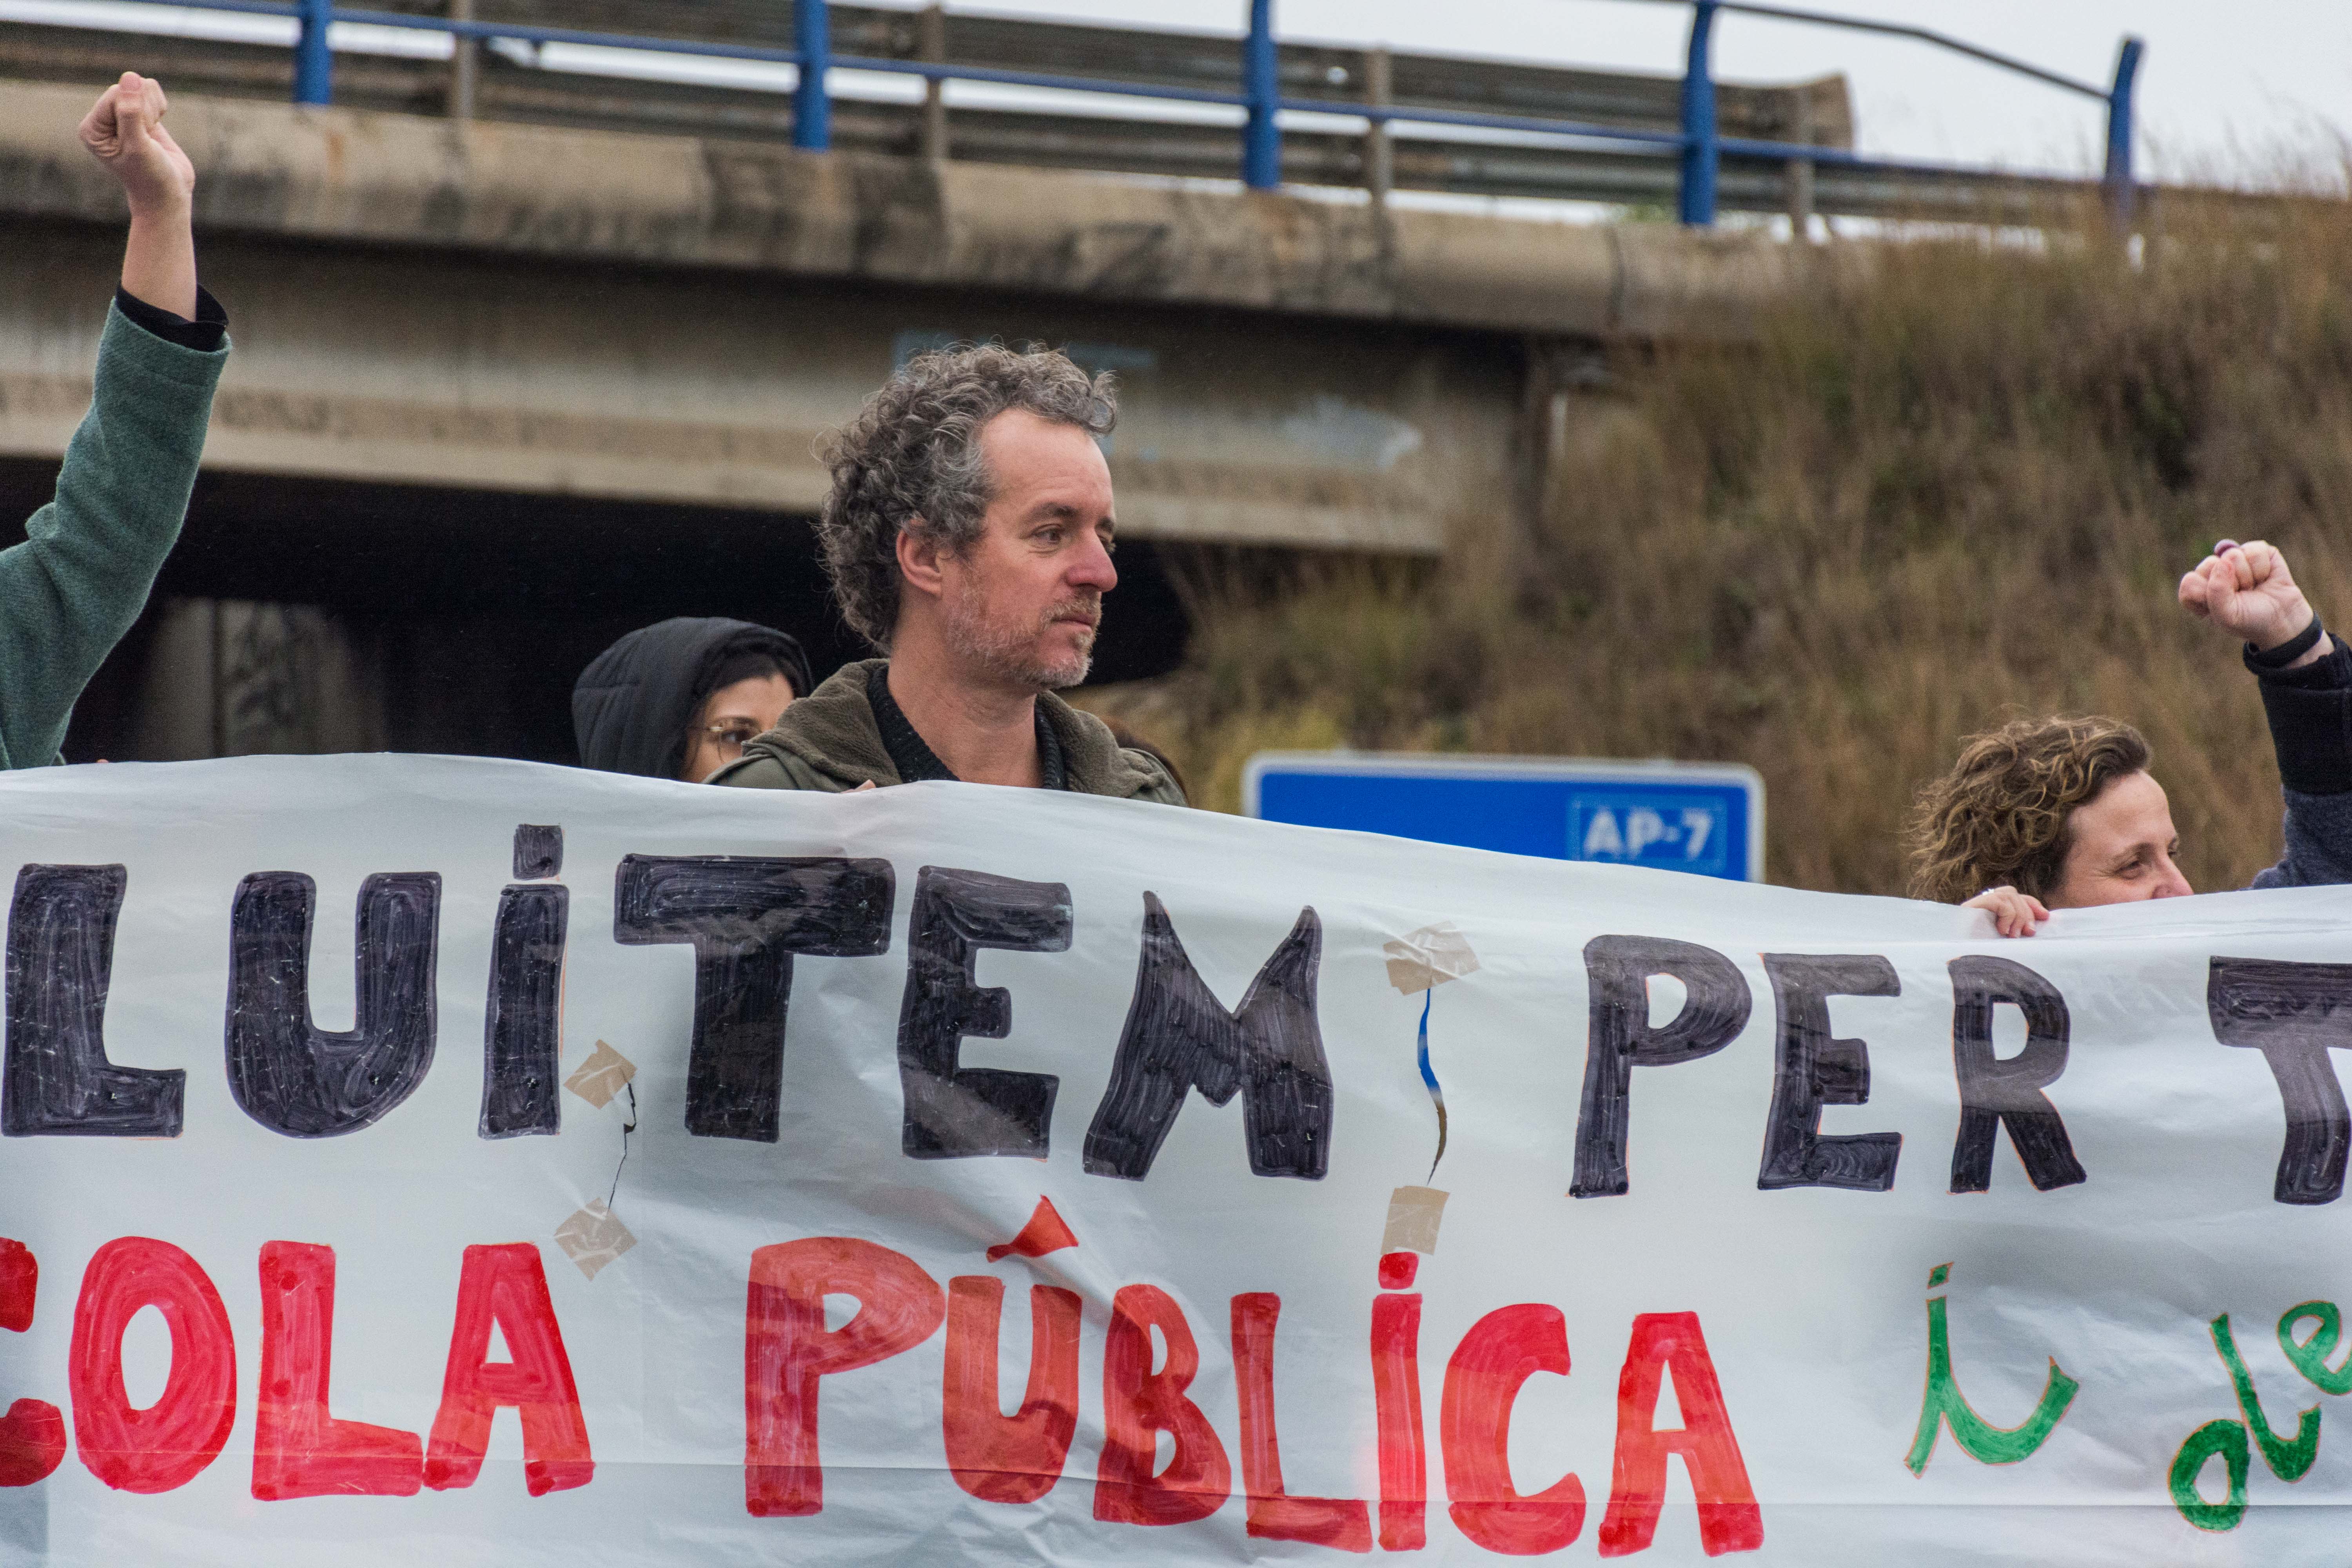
[1964,885,2047,937]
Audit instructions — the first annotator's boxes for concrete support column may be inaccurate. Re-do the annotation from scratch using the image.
[448,0,477,122]
[1785,85,1813,241]
[129,599,387,760]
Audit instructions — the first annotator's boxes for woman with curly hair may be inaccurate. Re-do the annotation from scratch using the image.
[1910,539,2352,935]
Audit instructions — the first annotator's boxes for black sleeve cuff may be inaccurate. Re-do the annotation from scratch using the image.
[2248,613,2325,670]
[114,285,228,352]
[2255,639,2352,795]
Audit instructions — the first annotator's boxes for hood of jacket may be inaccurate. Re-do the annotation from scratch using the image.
[571,616,812,778]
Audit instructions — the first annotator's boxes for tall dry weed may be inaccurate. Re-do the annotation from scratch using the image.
[1082,197,2352,896]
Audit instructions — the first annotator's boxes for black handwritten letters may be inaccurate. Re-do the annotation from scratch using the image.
[227,872,443,1138]
[1758,955,1902,1192]
[897,868,1073,1160]
[1572,937,1753,1198]
[1082,895,1334,1182]
[481,826,569,1140]
[511,826,564,882]
[613,856,893,1143]
[3,865,183,1137]
[1947,956,2085,1194]
[12,827,2343,1214]
[2207,958,2352,1205]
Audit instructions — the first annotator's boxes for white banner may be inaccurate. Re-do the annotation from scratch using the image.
[0,753,2345,1564]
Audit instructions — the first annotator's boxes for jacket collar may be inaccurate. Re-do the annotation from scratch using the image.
[746,657,901,790]
[738,656,1167,799]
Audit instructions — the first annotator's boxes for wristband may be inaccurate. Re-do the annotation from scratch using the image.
[2249,615,2324,670]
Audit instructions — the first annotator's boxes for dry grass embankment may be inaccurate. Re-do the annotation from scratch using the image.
[1083,197,2352,895]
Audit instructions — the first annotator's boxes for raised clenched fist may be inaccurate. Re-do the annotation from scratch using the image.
[78,73,194,216]
[2178,538,2325,658]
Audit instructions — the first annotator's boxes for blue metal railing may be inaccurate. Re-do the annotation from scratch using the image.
[2105,36,2144,222]
[1677,1,1719,225]
[120,0,2147,227]
[1241,0,1278,192]
[291,0,330,103]
[1665,0,2146,227]
[793,0,828,150]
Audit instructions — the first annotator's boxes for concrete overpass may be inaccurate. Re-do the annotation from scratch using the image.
[0,77,1808,764]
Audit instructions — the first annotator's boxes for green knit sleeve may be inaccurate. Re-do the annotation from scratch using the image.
[0,301,227,768]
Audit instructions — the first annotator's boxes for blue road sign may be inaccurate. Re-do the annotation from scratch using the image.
[1243,752,1766,881]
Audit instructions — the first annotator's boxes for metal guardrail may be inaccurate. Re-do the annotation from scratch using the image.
[5,0,2145,227]
[1671,1,2144,225]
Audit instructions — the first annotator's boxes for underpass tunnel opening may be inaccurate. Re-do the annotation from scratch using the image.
[0,465,1195,767]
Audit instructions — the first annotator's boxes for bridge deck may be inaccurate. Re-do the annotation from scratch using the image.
[0,5,1892,216]
[0,79,1833,552]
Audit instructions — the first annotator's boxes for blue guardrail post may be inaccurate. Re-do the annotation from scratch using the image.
[1677,0,1719,225]
[292,0,333,104]
[2103,35,2143,226]
[1242,0,1279,189]
[795,0,832,151]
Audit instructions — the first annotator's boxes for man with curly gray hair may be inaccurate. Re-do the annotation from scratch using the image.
[710,344,1186,802]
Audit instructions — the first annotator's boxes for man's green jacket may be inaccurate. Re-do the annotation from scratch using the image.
[3,300,228,768]
[710,657,1187,804]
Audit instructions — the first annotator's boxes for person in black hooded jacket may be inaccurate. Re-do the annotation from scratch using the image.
[572,617,814,782]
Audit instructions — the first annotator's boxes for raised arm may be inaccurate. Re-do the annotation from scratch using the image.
[0,75,227,769]
[2178,537,2331,668]
[85,73,198,317]
[2179,539,2352,888]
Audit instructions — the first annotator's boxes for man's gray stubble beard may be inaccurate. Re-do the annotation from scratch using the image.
[944,586,1098,691]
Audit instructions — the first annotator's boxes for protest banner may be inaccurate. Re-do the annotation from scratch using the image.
[0,752,2345,1564]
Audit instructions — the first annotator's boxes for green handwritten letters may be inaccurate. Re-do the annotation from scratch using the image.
[1905,1265,2079,1476]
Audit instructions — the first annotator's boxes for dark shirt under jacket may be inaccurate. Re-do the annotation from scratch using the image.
[114,285,228,353]
[866,663,1068,790]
